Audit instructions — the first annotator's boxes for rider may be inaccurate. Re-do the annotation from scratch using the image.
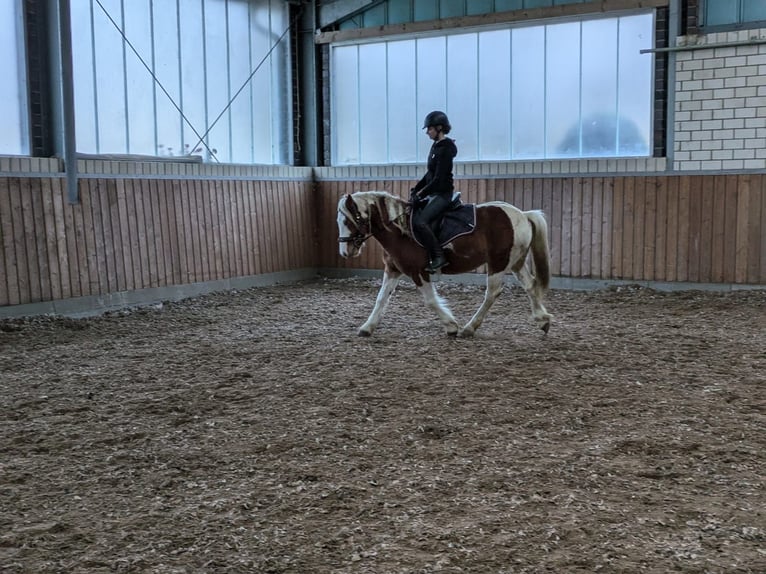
[410,110,457,273]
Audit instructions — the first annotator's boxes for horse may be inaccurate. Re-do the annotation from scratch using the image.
[337,190,553,337]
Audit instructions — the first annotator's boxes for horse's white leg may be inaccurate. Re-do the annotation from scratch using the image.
[417,281,459,336]
[460,272,505,338]
[358,271,402,336]
[514,265,552,333]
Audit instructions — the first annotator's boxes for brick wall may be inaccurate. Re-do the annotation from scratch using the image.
[674,29,766,171]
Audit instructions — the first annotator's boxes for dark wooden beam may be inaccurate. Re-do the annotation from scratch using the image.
[315,0,669,44]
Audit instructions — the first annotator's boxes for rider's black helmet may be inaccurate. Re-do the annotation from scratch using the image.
[422,110,451,134]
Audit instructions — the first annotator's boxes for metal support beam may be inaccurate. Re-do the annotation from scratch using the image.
[318,0,377,29]
[48,0,78,203]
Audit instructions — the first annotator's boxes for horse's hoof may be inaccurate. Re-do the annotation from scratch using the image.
[446,330,458,338]
[458,328,475,338]
[541,322,550,334]
[358,329,372,337]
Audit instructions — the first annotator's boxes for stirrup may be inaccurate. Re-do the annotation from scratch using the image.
[425,256,448,274]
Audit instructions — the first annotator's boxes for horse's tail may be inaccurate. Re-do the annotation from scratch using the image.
[524,210,551,293]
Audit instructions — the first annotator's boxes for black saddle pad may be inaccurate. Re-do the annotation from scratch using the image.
[411,203,477,248]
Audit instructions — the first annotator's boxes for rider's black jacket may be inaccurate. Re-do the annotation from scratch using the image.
[412,137,457,199]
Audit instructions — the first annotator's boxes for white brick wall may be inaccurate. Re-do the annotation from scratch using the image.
[674,29,766,171]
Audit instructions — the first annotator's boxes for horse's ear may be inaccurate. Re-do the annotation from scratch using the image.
[344,193,355,210]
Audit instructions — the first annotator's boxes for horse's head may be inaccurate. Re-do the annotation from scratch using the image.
[337,193,372,258]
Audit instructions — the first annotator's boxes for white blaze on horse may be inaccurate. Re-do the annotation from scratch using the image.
[337,190,553,337]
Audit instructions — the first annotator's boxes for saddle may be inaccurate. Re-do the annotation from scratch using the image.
[410,192,477,248]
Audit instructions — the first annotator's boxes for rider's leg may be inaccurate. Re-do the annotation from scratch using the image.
[413,195,450,272]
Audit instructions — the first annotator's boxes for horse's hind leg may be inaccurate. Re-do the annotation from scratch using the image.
[514,265,552,333]
[359,269,401,336]
[418,281,459,336]
[460,272,505,338]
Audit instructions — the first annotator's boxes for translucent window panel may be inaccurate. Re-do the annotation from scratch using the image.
[617,14,653,156]
[124,0,155,155]
[467,0,494,16]
[478,30,511,160]
[0,0,27,155]
[447,33,478,160]
[70,1,97,153]
[705,0,739,26]
[416,36,446,161]
[511,26,545,159]
[578,18,619,157]
[332,45,361,165]
[545,22,581,158]
[743,1,766,22]
[93,0,128,153]
[387,40,418,163]
[251,1,274,164]
[204,0,231,162]
[229,0,254,164]
[179,0,208,158]
[359,43,388,164]
[269,3,291,165]
[388,0,412,25]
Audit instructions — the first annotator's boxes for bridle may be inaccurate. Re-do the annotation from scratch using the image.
[338,195,372,249]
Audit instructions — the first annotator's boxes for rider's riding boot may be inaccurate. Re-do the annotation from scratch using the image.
[426,246,448,273]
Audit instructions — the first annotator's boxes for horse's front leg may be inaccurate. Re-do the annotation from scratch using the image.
[417,281,459,337]
[460,272,505,337]
[358,269,402,336]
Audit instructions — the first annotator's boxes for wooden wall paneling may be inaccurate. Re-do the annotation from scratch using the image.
[699,175,716,283]
[212,179,227,278]
[240,181,254,276]
[611,177,624,279]
[264,181,280,273]
[759,174,766,284]
[78,179,99,296]
[278,181,292,271]
[569,178,582,277]
[590,177,602,278]
[235,180,249,277]
[183,179,200,283]
[540,178,554,272]
[29,178,52,301]
[734,174,751,284]
[227,179,240,277]
[676,176,691,282]
[268,181,284,272]
[319,183,331,269]
[140,179,158,288]
[284,183,297,269]
[254,180,269,274]
[644,176,657,281]
[61,180,82,298]
[710,175,726,282]
[209,179,224,279]
[134,178,152,289]
[653,177,667,282]
[723,175,738,283]
[106,179,125,293]
[600,177,613,280]
[581,178,592,278]
[148,179,167,287]
[746,175,763,284]
[303,182,316,268]
[664,176,679,282]
[0,179,17,305]
[200,180,214,281]
[123,179,146,289]
[272,181,290,271]
[687,175,704,282]
[112,179,136,290]
[159,179,177,285]
[180,179,196,283]
[622,177,635,280]
[291,183,304,268]
[18,178,38,302]
[560,178,573,277]
[87,179,107,295]
[245,180,259,275]
[631,176,645,281]
[550,178,562,275]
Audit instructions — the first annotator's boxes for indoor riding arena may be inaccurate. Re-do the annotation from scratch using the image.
[2,1,765,573]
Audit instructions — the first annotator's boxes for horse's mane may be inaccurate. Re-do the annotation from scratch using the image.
[347,191,411,236]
